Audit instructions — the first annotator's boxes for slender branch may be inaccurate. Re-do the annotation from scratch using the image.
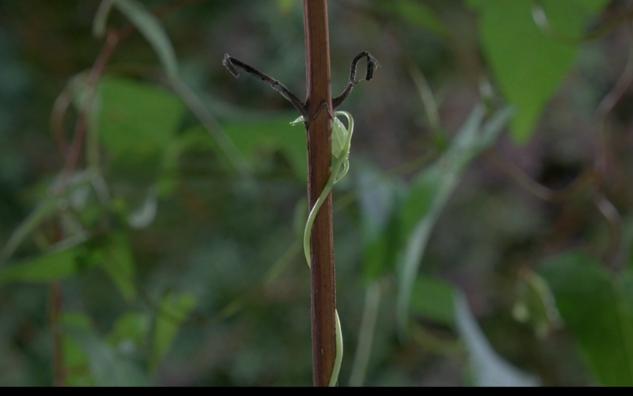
[332,51,378,109]
[62,31,120,183]
[167,75,250,174]
[223,54,307,117]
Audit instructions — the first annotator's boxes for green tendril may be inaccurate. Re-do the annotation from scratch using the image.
[292,110,354,387]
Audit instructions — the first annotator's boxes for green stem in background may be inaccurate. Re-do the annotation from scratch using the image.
[95,0,248,175]
[408,64,442,138]
[349,281,382,386]
[50,282,65,386]
[168,77,249,175]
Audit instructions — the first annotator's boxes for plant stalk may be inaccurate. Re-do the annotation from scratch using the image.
[303,0,337,386]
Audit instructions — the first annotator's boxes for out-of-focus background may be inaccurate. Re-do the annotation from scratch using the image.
[1,0,632,386]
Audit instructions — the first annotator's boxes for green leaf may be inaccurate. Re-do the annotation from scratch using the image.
[64,313,148,386]
[62,313,95,386]
[108,312,150,351]
[540,252,633,386]
[1,171,97,262]
[397,106,512,334]
[98,76,184,171]
[455,293,539,386]
[151,292,197,370]
[276,0,298,14]
[0,242,94,284]
[412,279,539,385]
[468,0,607,140]
[98,234,137,302]
[356,163,405,280]
[107,0,178,78]
[377,0,447,37]
[216,115,307,180]
[411,276,456,327]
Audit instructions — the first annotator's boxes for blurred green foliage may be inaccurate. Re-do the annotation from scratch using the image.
[0,0,632,387]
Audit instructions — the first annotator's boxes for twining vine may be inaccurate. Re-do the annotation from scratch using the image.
[223,47,376,386]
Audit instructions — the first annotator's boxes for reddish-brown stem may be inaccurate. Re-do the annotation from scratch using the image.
[62,31,119,181]
[303,0,336,387]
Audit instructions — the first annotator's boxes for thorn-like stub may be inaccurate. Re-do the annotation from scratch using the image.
[350,51,378,83]
[333,50,378,109]
[223,53,240,78]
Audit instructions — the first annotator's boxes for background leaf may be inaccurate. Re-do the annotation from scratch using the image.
[411,277,539,386]
[356,162,404,281]
[411,276,456,327]
[98,76,184,173]
[64,312,148,386]
[455,293,539,386]
[540,252,633,386]
[397,106,512,333]
[108,0,178,78]
[98,233,137,302]
[376,0,447,37]
[0,242,92,284]
[468,0,608,140]
[151,292,197,370]
[206,115,307,180]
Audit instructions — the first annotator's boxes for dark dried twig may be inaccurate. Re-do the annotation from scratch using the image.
[333,51,378,109]
[223,54,307,117]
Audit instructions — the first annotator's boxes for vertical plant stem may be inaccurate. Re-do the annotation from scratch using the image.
[50,282,65,386]
[303,0,337,386]
[349,281,381,386]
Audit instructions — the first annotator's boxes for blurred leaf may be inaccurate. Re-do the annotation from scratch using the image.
[106,0,178,78]
[356,163,405,280]
[151,292,197,370]
[540,252,633,386]
[512,269,561,338]
[276,0,298,14]
[455,293,539,386]
[108,312,150,353]
[1,171,97,262]
[98,76,184,171]
[468,0,607,140]
[168,78,250,175]
[98,233,137,302]
[0,198,59,261]
[62,313,95,386]
[204,115,307,180]
[0,242,94,284]
[127,188,158,229]
[377,0,447,37]
[64,312,148,386]
[63,312,148,386]
[413,279,539,385]
[397,105,512,334]
[411,276,456,328]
